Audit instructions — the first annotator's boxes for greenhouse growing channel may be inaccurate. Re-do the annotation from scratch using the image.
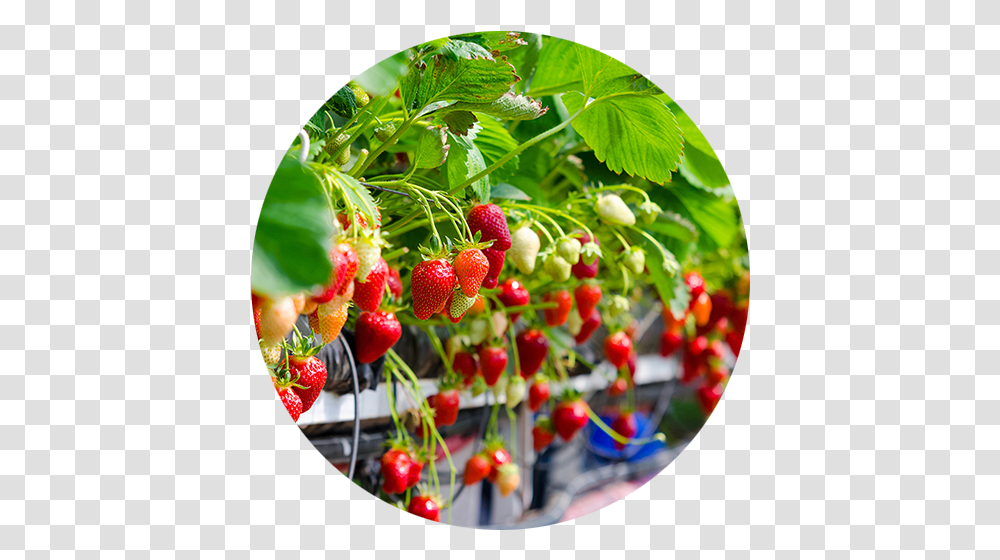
[303,353,702,527]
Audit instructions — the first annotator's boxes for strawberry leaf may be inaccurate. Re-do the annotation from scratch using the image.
[414,40,520,109]
[444,92,548,121]
[527,37,582,97]
[472,117,520,184]
[414,126,450,169]
[489,183,531,200]
[446,132,490,203]
[561,92,684,185]
[252,156,334,296]
[440,111,478,137]
[668,101,730,189]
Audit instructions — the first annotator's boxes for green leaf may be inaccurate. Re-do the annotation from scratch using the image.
[527,37,582,97]
[444,91,549,121]
[667,182,737,248]
[414,126,450,169]
[439,111,479,137]
[504,33,542,93]
[506,175,546,202]
[412,40,520,110]
[252,157,334,296]
[574,43,655,98]
[562,92,684,184]
[472,117,520,184]
[324,165,378,228]
[329,84,358,119]
[451,31,529,53]
[644,212,697,243]
[669,101,730,189]
[489,183,531,200]
[446,132,489,202]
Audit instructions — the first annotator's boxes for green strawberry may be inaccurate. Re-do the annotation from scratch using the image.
[624,247,645,275]
[505,375,525,408]
[469,318,490,345]
[557,237,581,264]
[353,236,381,282]
[595,193,635,226]
[638,201,662,224]
[324,133,351,166]
[509,226,540,274]
[609,295,630,317]
[349,82,369,107]
[375,122,396,142]
[544,253,571,282]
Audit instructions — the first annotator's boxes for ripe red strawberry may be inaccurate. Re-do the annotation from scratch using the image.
[611,411,638,450]
[481,248,506,289]
[691,291,712,326]
[486,445,511,483]
[258,296,297,345]
[498,278,529,322]
[463,453,491,485]
[406,454,424,489]
[430,388,460,427]
[574,308,602,345]
[411,259,456,320]
[574,283,602,321]
[286,354,326,413]
[528,380,550,412]
[274,384,302,422]
[688,336,709,357]
[532,416,555,451]
[660,330,684,356]
[603,331,632,369]
[495,463,520,497]
[553,398,589,442]
[681,351,706,384]
[252,293,263,339]
[698,292,734,336]
[706,364,729,386]
[627,350,637,377]
[337,211,370,232]
[571,232,600,279]
[697,383,724,415]
[729,303,749,335]
[515,329,549,379]
[467,203,511,251]
[386,266,403,300]
[685,271,706,300]
[543,290,572,327]
[726,330,743,357]
[380,447,412,495]
[478,345,508,387]
[407,494,441,522]
[352,257,388,312]
[453,351,480,388]
[354,311,402,363]
[608,376,628,397]
[453,248,489,297]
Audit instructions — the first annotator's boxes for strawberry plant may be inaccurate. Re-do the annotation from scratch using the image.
[252,32,748,525]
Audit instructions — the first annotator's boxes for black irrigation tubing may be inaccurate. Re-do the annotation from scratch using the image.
[340,335,362,481]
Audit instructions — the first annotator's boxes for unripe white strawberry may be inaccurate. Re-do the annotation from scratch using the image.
[505,375,525,408]
[260,341,282,364]
[509,226,540,274]
[556,237,581,264]
[354,237,380,282]
[624,248,645,275]
[595,194,635,227]
[544,253,571,282]
[470,319,490,345]
[565,308,583,336]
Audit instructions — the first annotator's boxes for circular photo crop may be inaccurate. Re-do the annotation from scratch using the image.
[251,32,748,527]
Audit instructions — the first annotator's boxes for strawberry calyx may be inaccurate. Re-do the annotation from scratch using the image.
[283,327,323,359]
[270,363,308,391]
[534,415,554,433]
[452,230,495,252]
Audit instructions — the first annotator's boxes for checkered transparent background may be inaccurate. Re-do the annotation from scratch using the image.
[1,0,998,554]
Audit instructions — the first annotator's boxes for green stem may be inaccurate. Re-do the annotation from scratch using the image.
[450,107,585,194]
[356,113,420,177]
